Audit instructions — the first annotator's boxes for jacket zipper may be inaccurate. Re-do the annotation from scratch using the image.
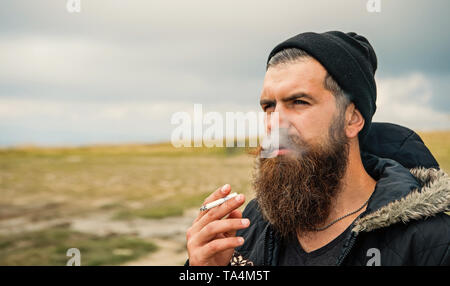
[336,231,358,265]
[336,208,371,265]
[263,226,270,266]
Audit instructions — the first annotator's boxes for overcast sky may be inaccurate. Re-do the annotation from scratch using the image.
[0,0,449,146]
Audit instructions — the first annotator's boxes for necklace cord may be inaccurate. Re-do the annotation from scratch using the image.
[313,198,370,232]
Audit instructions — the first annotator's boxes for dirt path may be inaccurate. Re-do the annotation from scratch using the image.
[122,237,188,266]
[0,207,198,266]
[118,209,198,266]
[70,208,198,265]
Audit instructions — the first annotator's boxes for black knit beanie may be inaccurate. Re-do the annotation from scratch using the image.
[267,31,378,145]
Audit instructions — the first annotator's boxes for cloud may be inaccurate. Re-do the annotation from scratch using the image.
[373,73,450,130]
[2,0,450,75]
[0,34,263,105]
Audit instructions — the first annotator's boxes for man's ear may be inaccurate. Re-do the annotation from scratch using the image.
[345,103,365,139]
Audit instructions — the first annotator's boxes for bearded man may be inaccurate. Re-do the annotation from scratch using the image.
[185,31,450,266]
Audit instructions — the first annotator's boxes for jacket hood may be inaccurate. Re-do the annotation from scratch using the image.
[361,122,439,169]
[353,122,449,233]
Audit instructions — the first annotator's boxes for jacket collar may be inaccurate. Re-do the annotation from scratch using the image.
[353,153,450,233]
[362,152,422,213]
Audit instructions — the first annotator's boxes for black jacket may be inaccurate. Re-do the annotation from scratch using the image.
[233,123,450,266]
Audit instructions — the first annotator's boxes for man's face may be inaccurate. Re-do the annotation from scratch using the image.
[260,57,339,150]
[254,58,350,237]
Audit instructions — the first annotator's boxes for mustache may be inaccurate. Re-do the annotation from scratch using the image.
[259,128,310,158]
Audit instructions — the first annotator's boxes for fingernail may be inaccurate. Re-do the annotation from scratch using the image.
[235,194,244,202]
[241,219,249,226]
[221,184,230,193]
[238,237,244,244]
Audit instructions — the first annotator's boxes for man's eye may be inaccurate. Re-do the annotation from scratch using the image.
[294,100,308,105]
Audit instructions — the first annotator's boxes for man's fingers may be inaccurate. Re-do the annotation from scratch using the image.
[194,193,245,233]
[204,184,231,205]
[197,218,250,244]
[200,236,245,259]
[194,184,231,223]
[226,209,242,219]
[224,210,243,237]
[187,210,244,243]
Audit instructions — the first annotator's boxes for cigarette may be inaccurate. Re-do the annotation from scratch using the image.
[200,192,238,211]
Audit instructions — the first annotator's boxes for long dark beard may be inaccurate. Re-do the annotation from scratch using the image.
[253,118,349,238]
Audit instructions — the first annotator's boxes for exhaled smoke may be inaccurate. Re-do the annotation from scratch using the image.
[260,127,310,159]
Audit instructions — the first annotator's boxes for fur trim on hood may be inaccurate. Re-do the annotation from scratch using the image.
[352,167,450,233]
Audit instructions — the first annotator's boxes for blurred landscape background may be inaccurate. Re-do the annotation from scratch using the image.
[0,142,258,265]
[0,132,449,265]
[0,1,449,265]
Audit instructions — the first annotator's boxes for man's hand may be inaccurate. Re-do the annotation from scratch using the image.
[186,184,249,266]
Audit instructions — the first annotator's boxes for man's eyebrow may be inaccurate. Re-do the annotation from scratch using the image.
[282,93,315,103]
[260,93,315,106]
[260,98,275,106]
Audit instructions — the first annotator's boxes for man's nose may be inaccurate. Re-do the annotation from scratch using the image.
[267,106,290,132]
